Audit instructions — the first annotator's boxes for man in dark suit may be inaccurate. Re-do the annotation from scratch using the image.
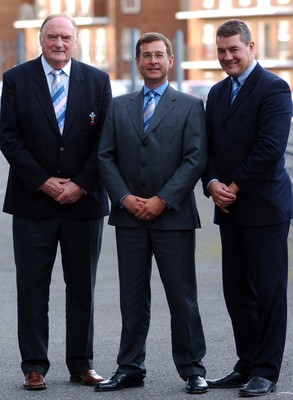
[0,14,111,390]
[95,32,208,394]
[202,19,293,397]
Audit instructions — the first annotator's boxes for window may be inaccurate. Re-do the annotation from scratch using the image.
[50,0,61,14]
[276,0,290,4]
[257,21,273,59]
[202,24,215,60]
[202,0,215,8]
[80,0,91,16]
[78,29,90,64]
[35,0,47,19]
[277,20,290,59]
[95,28,106,65]
[121,28,140,61]
[121,0,141,13]
[238,0,252,6]
[65,0,76,16]
[219,0,232,8]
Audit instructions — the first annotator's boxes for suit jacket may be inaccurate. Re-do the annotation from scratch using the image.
[0,56,111,219]
[202,62,293,226]
[98,84,207,230]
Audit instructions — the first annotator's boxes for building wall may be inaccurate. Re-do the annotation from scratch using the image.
[176,0,293,88]
[0,0,21,73]
[2,0,186,81]
[114,0,186,81]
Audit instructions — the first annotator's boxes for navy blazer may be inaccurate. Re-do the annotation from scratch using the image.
[0,56,111,219]
[202,62,293,226]
[98,85,207,230]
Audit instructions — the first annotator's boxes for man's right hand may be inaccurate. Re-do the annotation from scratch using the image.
[40,177,70,200]
[209,181,237,214]
[122,194,146,215]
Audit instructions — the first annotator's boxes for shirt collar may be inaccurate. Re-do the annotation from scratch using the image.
[144,81,168,96]
[41,55,71,77]
[233,59,257,86]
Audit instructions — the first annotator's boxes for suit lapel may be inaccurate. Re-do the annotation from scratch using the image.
[127,90,144,139]
[146,87,175,134]
[225,63,261,120]
[62,59,84,138]
[32,58,84,138]
[127,86,176,140]
[31,58,60,135]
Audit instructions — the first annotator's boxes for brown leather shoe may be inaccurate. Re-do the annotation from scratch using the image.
[23,372,46,390]
[70,369,104,386]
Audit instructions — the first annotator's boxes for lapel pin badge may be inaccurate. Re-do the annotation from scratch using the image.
[89,112,96,126]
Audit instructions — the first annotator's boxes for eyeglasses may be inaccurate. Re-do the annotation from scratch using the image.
[141,52,168,61]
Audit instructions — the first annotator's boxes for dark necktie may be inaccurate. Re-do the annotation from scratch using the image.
[231,78,241,104]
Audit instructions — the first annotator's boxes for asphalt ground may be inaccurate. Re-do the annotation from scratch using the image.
[0,151,292,400]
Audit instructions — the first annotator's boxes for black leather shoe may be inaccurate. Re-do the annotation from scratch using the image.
[239,376,276,397]
[186,375,208,394]
[94,371,145,391]
[206,371,250,388]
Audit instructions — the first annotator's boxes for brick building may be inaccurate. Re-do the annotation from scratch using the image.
[1,0,293,89]
[0,0,186,82]
[0,0,21,73]
[176,0,293,88]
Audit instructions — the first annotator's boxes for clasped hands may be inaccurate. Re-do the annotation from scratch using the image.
[208,181,239,214]
[40,177,84,204]
[122,194,166,221]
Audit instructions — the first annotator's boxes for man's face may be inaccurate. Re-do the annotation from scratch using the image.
[136,40,174,88]
[39,16,77,69]
[216,34,255,77]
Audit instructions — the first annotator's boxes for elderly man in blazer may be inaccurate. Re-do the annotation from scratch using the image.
[0,14,111,390]
[96,33,208,395]
[202,19,293,397]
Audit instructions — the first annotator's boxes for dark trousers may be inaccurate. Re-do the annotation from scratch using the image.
[219,221,290,382]
[115,226,206,381]
[13,216,104,376]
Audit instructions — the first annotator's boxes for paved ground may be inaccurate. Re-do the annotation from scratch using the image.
[0,151,293,400]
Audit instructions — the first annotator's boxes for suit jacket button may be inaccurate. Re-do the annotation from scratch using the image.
[60,147,64,151]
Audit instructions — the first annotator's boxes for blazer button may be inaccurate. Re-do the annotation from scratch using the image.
[60,147,64,151]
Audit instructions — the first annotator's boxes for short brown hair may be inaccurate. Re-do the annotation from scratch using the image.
[135,32,173,58]
[216,19,251,46]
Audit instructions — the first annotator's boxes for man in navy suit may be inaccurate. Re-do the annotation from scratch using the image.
[202,19,293,397]
[0,14,111,390]
[95,32,208,394]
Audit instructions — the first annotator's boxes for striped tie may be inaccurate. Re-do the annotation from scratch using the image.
[143,91,156,132]
[50,70,67,133]
[231,78,241,104]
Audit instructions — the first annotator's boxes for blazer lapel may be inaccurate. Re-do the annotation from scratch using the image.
[127,90,145,139]
[146,87,175,134]
[62,59,83,138]
[31,58,60,135]
[225,63,261,120]
[127,86,176,140]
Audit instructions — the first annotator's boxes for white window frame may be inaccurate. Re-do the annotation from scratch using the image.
[121,0,141,14]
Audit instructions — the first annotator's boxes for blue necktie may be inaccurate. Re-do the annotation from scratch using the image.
[143,91,156,132]
[231,78,241,104]
[50,70,67,133]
